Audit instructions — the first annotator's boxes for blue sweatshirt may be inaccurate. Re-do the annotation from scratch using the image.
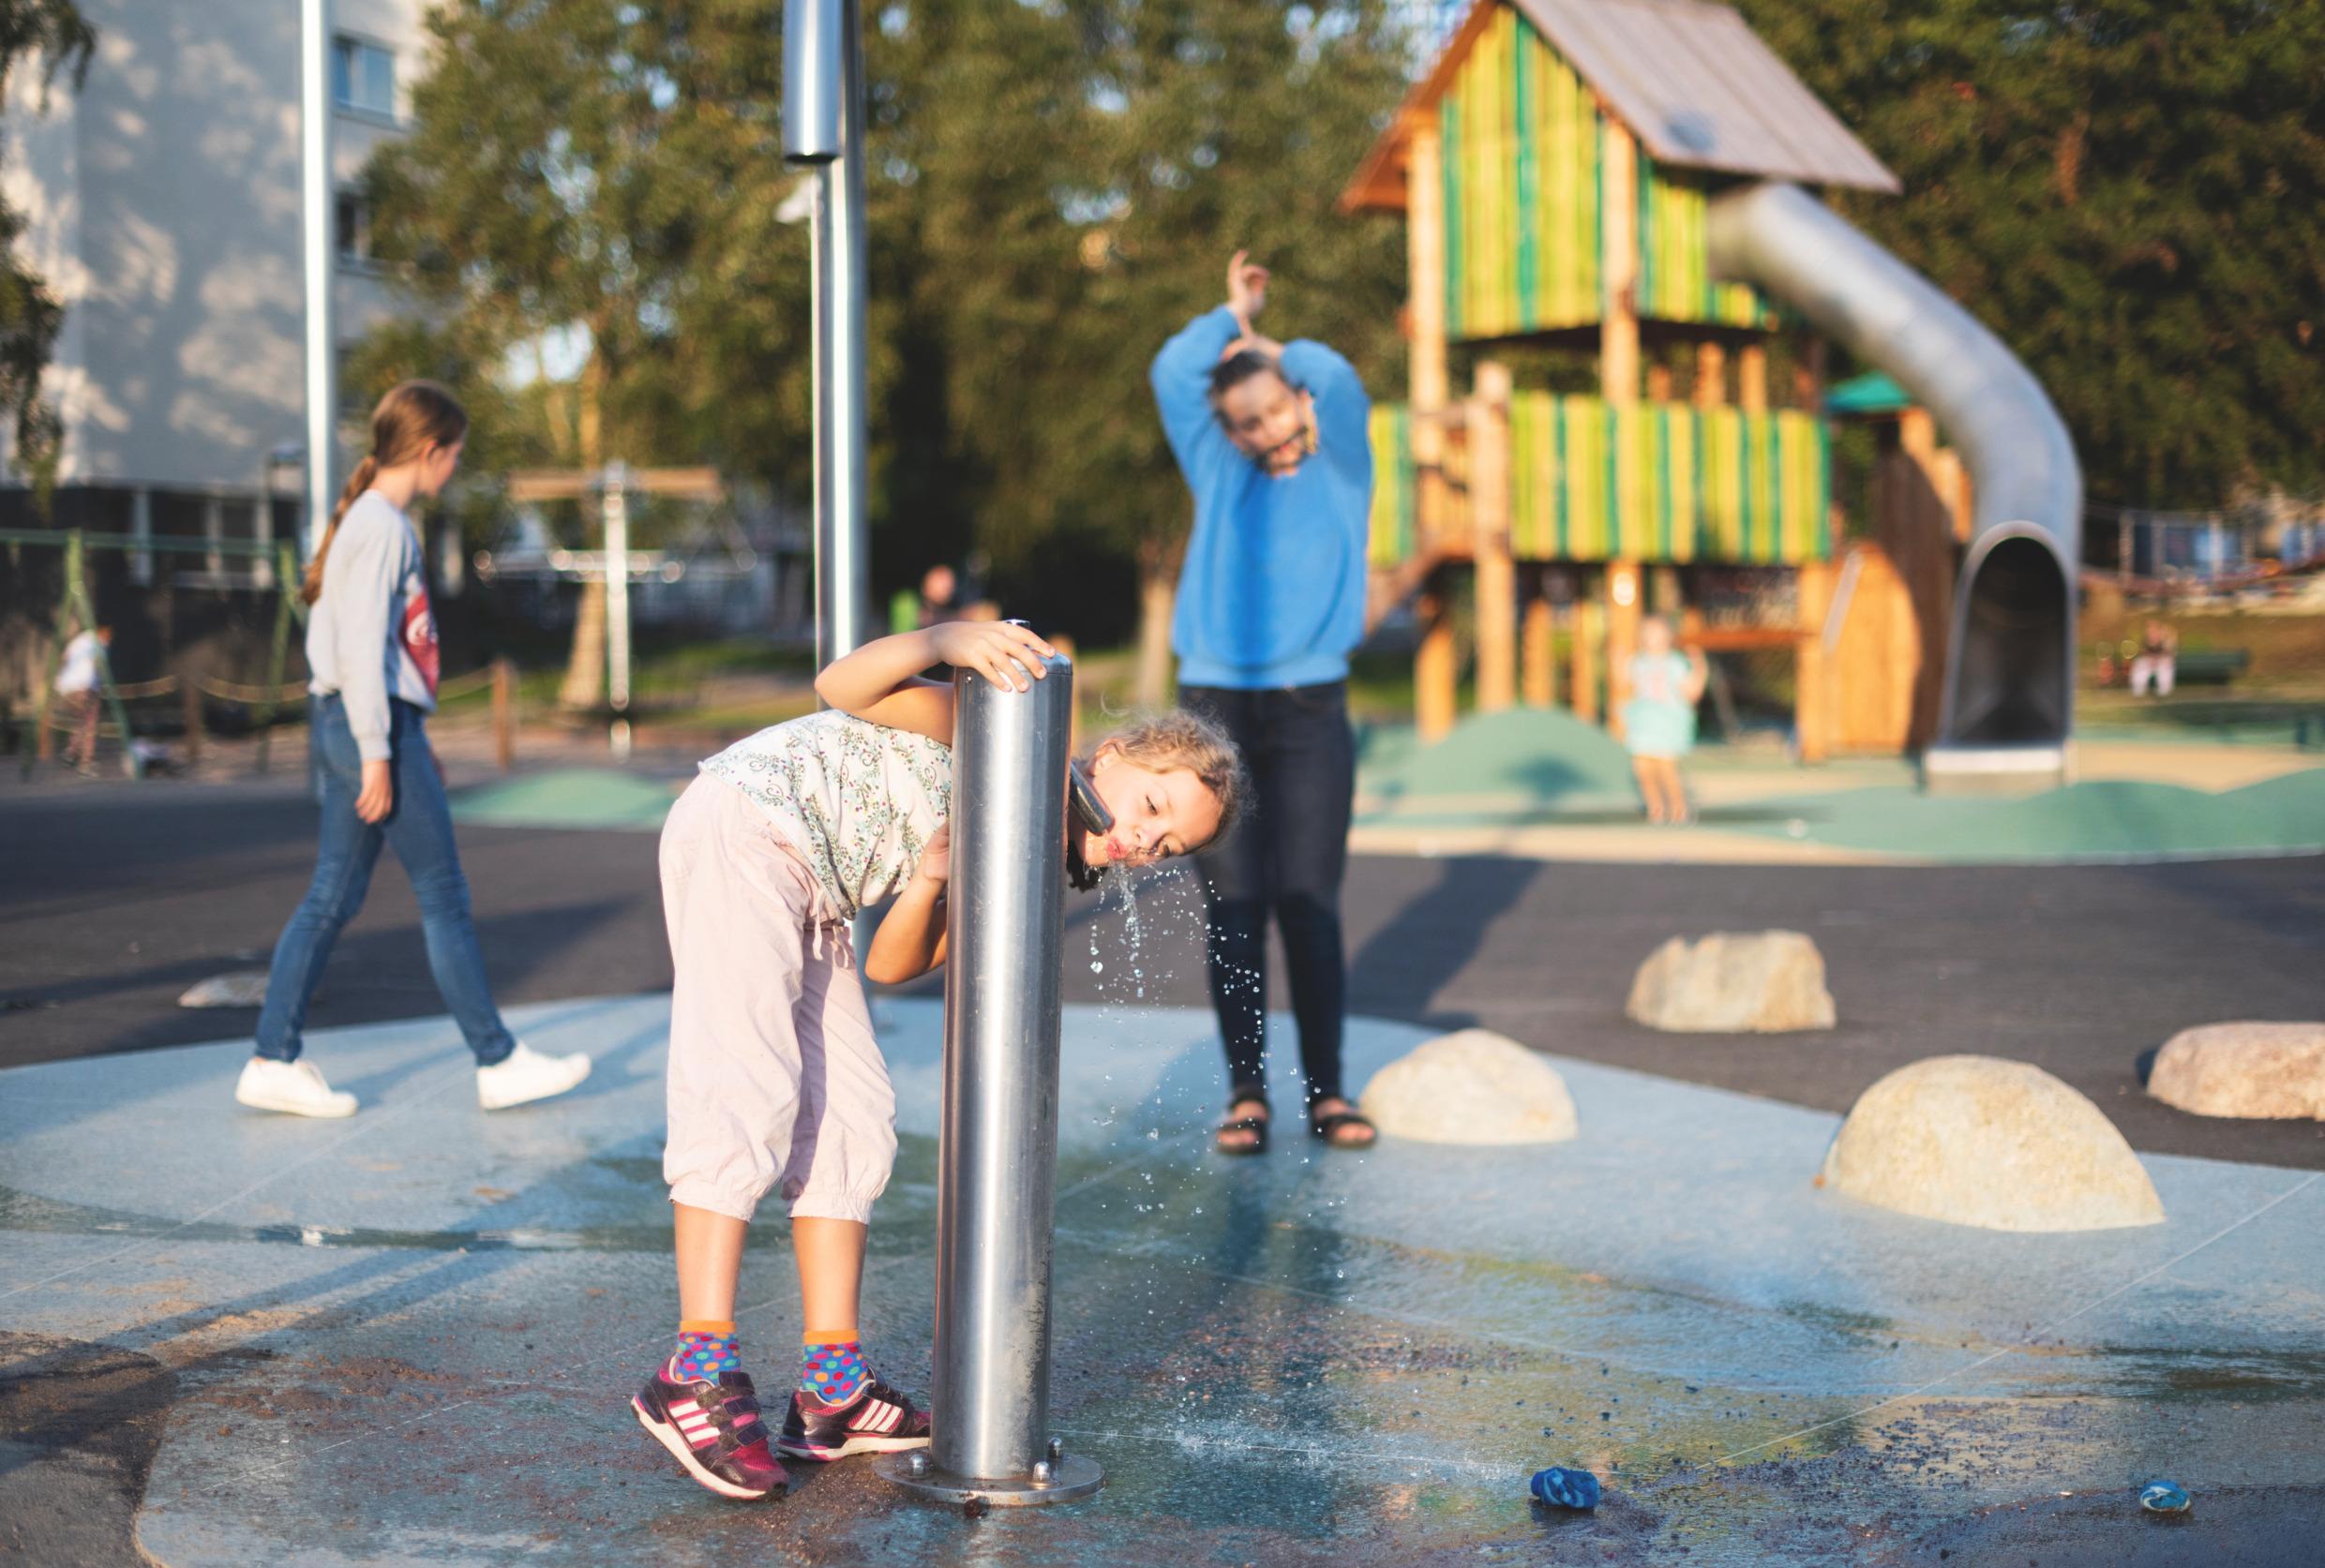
[1151,306,1372,691]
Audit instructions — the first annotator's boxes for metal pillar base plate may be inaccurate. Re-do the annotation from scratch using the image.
[872,1451,1102,1506]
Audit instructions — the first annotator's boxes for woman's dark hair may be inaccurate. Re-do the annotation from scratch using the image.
[1207,349,1292,414]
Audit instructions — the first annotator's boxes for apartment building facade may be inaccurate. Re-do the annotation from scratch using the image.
[2,0,425,583]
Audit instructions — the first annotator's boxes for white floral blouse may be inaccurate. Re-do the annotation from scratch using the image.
[698,709,952,918]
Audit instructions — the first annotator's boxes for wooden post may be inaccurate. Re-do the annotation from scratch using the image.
[492,657,517,772]
[1693,342,1727,409]
[1416,588,1457,742]
[1738,344,1769,414]
[1796,560,1835,763]
[1605,560,1642,740]
[1569,597,1600,724]
[1599,122,1640,405]
[1472,362,1517,713]
[182,678,203,765]
[1522,582,1556,709]
[1408,119,1456,741]
[1793,335,1826,410]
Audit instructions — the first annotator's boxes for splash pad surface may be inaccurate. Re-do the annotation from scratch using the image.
[3,992,2318,1566]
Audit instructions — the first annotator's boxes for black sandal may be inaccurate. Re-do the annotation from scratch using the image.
[1308,1103,1376,1149]
[1214,1093,1270,1157]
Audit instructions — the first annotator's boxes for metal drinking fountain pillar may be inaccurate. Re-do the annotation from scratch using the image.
[782,0,872,668]
[874,652,1106,1506]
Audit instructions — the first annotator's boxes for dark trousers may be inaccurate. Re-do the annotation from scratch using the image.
[1179,681,1355,1110]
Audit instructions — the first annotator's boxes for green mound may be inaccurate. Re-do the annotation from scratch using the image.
[1748,768,2325,862]
[1358,709,1638,814]
[452,768,679,832]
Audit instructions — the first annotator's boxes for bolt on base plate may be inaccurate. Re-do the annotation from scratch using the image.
[872,1450,1103,1506]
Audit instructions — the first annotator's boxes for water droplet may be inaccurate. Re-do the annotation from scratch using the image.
[1090,961,1104,974]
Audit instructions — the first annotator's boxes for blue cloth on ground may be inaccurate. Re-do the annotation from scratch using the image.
[1150,306,1372,691]
[1529,1466,1602,1509]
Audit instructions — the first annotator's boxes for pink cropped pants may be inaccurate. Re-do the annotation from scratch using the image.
[659,774,896,1224]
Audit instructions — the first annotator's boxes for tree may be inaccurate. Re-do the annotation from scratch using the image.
[0,0,93,519]
[364,0,811,704]
[875,0,1412,690]
[1737,0,2325,509]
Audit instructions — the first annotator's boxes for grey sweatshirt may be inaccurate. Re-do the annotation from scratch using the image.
[306,491,440,761]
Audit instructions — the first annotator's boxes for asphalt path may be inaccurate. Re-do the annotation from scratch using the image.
[3,774,2320,1168]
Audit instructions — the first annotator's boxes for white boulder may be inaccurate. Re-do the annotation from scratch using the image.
[1821,1054,2164,1232]
[1626,931,1837,1033]
[1358,1029,1577,1145]
[2149,1023,2325,1120]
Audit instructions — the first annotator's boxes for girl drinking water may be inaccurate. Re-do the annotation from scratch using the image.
[634,620,1243,1501]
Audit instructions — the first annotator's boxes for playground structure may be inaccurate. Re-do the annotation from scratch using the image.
[1344,0,2080,773]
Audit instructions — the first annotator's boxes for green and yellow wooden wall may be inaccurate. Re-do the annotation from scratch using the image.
[1439,4,1776,339]
[1369,396,1830,567]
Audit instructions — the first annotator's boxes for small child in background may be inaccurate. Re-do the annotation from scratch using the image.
[53,623,111,774]
[1623,616,1707,825]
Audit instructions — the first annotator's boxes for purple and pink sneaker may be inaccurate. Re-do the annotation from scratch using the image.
[632,1355,788,1501]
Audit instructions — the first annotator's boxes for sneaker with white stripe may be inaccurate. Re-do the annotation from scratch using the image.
[775,1377,931,1461]
[631,1355,787,1501]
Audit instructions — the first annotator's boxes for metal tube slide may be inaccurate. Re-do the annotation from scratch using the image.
[1706,182,2081,764]
[878,654,1102,1506]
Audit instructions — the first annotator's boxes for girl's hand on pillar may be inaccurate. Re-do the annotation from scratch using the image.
[928,620,1055,693]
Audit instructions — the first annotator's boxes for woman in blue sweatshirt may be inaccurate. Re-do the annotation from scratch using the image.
[1150,251,1376,1154]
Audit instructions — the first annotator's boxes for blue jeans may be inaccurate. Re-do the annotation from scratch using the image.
[1180,681,1355,1109]
[255,694,516,1066]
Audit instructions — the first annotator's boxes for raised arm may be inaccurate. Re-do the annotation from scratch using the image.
[811,621,1058,744]
[1277,337,1370,458]
[1149,306,1240,468]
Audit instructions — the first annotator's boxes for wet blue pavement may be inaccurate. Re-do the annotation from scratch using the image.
[3,993,2320,1565]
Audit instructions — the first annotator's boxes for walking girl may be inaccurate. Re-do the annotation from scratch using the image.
[237,381,592,1118]
[633,620,1242,1501]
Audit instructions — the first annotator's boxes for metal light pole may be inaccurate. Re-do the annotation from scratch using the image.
[603,461,634,758]
[300,0,336,557]
[875,655,1104,1506]
[783,0,871,669]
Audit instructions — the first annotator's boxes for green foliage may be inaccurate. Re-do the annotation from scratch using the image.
[1736,0,2325,508]
[366,0,810,490]
[362,0,1413,640]
[0,0,93,516]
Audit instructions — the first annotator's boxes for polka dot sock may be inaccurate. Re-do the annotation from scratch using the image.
[801,1332,869,1406]
[673,1321,739,1381]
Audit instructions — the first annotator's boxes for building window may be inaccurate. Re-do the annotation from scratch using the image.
[332,36,396,117]
[335,192,375,264]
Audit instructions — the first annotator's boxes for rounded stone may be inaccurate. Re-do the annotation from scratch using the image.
[1820,1055,2164,1232]
[2148,1023,2325,1120]
[1358,1029,1577,1146]
[1625,931,1837,1034]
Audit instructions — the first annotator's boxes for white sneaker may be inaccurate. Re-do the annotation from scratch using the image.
[235,1057,359,1118]
[476,1042,592,1111]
